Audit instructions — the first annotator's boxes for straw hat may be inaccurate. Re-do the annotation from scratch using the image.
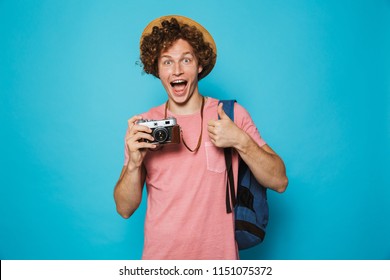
[140,15,217,79]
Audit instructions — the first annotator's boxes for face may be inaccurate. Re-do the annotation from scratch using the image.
[158,39,203,106]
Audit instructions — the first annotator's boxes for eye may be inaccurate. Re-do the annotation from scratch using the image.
[163,60,172,65]
[183,58,192,64]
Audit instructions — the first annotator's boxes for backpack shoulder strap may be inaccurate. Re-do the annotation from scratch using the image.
[218,99,236,121]
[218,99,237,213]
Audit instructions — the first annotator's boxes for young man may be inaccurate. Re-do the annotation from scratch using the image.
[114,15,288,260]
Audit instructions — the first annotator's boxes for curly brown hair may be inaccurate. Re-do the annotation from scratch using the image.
[140,17,216,80]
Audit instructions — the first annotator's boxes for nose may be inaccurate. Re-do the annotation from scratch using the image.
[173,62,183,76]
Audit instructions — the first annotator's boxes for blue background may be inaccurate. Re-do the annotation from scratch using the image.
[1,0,389,260]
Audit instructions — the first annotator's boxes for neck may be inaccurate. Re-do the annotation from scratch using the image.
[167,93,204,115]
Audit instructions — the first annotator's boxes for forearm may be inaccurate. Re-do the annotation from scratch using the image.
[234,132,288,193]
[114,164,145,219]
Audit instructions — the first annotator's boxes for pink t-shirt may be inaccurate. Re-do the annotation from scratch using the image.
[124,97,266,259]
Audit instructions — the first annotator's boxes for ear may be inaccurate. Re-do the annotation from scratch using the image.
[198,64,203,74]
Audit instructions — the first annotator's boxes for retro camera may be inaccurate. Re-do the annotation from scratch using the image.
[136,117,180,144]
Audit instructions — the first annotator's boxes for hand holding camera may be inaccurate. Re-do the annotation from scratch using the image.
[136,117,180,145]
[125,116,181,170]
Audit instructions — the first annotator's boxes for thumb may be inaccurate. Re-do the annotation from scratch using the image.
[218,103,229,120]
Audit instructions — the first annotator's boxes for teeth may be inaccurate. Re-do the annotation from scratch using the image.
[171,80,186,84]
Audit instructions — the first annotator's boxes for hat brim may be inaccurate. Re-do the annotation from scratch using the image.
[140,15,217,79]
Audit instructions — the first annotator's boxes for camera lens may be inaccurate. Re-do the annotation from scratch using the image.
[152,127,169,143]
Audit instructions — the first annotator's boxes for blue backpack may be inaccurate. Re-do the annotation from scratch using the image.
[219,100,269,250]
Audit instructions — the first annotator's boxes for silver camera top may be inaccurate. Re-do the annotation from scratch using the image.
[136,117,177,129]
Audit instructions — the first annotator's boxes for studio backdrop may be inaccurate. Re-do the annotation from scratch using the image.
[1,0,389,260]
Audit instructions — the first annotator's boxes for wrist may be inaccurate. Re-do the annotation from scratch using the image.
[233,130,251,154]
[126,161,143,173]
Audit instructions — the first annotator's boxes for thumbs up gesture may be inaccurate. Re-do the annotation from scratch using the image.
[207,102,243,148]
[217,102,229,121]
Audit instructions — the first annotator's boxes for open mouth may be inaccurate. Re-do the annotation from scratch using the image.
[170,79,188,91]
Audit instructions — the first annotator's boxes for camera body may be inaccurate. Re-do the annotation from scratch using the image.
[136,117,180,144]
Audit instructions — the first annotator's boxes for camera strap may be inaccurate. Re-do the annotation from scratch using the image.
[164,96,205,153]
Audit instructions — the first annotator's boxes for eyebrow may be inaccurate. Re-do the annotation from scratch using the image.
[160,52,194,59]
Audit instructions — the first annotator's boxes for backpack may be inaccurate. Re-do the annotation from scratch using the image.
[219,100,269,250]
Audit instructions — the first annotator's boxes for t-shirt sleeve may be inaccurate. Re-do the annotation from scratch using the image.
[234,102,266,147]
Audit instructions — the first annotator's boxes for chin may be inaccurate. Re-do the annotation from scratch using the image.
[169,91,191,103]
